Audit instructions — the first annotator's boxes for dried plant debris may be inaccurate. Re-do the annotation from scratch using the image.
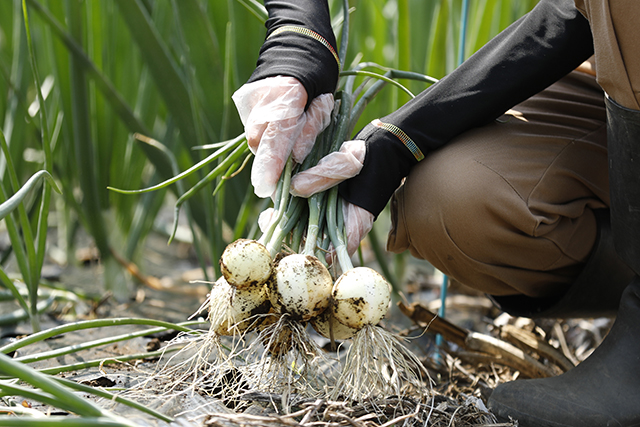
[202,394,501,427]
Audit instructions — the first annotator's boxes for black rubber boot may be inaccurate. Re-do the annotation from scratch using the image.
[606,95,640,276]
[489,276,640,426]
[488,95,640,426]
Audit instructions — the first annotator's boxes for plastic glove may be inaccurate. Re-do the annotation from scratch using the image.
[232,76,334,198]
[342,199,374,256]
[290,140,366,197]
[258,207,276,233]
[290,139,374,256]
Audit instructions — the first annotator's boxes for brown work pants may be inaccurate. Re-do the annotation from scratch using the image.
[387,69,608,298]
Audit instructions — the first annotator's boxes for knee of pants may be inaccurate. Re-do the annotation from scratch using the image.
[387,146,591,297]
[390,147,519,264]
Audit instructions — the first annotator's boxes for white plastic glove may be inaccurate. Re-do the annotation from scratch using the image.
[258,207,276,233]
[232,76,334,198]
[290,139,374,256]
[342,199,374,256]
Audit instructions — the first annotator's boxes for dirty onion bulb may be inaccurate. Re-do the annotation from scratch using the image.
[269,254,333,321]
[331,267,391,330]
[311,266,391,341]
[220,239,273,289]
[210,276,270,336]
[208,239,273,336]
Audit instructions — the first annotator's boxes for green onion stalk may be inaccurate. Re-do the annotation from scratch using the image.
[256,156,304,258]
[107,133,251,245]
[0,351,150,426]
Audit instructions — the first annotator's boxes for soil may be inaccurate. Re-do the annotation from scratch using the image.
[0,228,614,427]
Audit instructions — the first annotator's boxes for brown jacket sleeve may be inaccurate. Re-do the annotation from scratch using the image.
[572,0,640,109]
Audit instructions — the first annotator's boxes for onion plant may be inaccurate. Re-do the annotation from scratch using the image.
[0,1,58,332]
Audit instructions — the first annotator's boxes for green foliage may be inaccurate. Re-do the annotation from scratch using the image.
[341,0,538,130]
[0,0,265,303]
[0,317,198,424]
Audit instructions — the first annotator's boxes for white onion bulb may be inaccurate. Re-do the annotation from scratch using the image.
[332,267,391,330]
[220,239,272,289]
[310,308,358,340]
[269,254,333,321]
[211,277,270,336]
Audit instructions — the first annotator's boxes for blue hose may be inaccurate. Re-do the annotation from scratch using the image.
[435,0,470,360]
[458,0,471,67]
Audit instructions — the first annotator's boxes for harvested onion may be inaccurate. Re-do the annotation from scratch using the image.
[269,253,333,321]
[331,267,391,330]
[310,307,358,340]
[220,239,272,289]
[210,277,270,336]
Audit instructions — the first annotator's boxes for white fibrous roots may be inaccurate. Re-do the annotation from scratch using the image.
[130,274,271,400]
[242,311,335,399]
[220,239,273,289]
[330,324,432,402]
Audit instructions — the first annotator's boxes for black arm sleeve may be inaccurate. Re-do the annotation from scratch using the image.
[339,0,595,218]
[248,0,339,105]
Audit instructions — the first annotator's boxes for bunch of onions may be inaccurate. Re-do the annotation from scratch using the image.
[223,158,339,398]
[222,72,432,401]
[107,5,440,404]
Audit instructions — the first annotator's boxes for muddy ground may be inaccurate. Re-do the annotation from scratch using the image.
[0,228,613,426]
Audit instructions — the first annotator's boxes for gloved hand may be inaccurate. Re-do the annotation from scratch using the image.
[290,139,374,256]
[232,76,334,198]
